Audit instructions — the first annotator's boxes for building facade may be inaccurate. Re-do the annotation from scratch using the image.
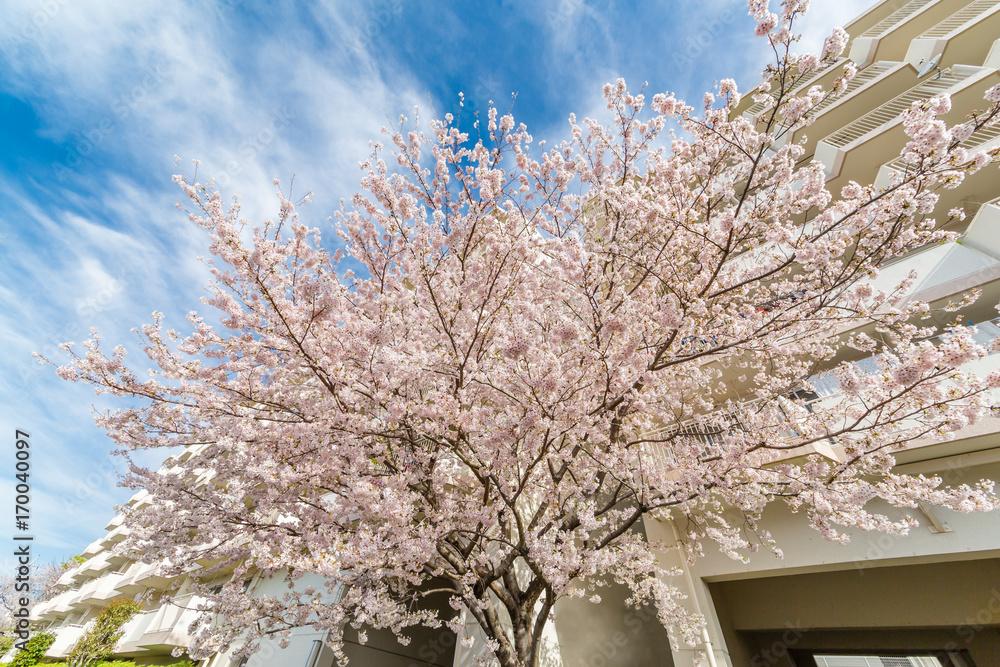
[21,1,1000,665]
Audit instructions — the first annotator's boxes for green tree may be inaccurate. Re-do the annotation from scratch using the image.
[9,631,55,667]
[59,555,87,570]
[67,598,140,667]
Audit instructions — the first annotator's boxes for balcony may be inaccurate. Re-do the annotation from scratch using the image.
[47,589,78,615]
[865,199,1000,311]
[875,116,1000,226]
[81,537,105,558]
[640,311,1000,474]
[849,0,980,67]
[102,523,131,545]
[45,622,89,659]
[104,514,124,531]
[127,488,151,507]
[785,61,903,141]
[117,609,158,654]
[118,595,208,653]
[743,58,848,123]
[116,561,177,595]
[905,0,1000,69]
[801,317,1000,452]
[639,401,845,474]
[28,598,54,622]
[135,562,176,590]
[56,564,85,587]
[72,571,129,606]
[115,562,154,595]
[68,577,105,610]
[815,64,1000,184]
[77,550,116,578]
[753,61,913,160]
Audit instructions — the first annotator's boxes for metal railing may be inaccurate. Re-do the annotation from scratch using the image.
[641,317,1000,470]
[860,0,934,38]
[809,62,895,118]
[744,61,894,123]
[919,0,1000,37]
[885,119,1000,173]
[823,68,968,148]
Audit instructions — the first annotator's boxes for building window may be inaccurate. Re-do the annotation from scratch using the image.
[815,657,941,667]
[802,653,973,667]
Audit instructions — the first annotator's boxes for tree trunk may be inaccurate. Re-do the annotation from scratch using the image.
[515,617,541,667]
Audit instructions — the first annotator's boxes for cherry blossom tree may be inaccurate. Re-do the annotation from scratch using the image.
[0,560,62,627]
[53,2,1000,666]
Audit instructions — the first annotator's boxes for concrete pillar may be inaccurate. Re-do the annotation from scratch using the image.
[643,515,733,667]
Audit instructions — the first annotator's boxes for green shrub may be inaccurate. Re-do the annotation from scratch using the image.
[8,630,55,667]
[67,598,141,667]
[41,661,193,667]
[59,555,87,570]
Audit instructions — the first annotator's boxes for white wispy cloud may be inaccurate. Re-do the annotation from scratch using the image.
[0,0,425,561]
[0,0,882,562]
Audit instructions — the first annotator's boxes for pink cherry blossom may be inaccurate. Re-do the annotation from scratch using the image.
[47,3,1000,666]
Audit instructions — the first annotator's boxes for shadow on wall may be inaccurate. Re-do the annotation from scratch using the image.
[340,580,458,667]
[553,578,675,667]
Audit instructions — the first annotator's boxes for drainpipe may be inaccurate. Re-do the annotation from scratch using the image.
[304,639,324,667]
[669,521,719,667]
[453,607,466,666]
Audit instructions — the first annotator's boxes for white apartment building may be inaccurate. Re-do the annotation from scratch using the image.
[21,1,1000,665]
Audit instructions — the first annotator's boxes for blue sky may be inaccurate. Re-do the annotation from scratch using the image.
[0,0,871,565]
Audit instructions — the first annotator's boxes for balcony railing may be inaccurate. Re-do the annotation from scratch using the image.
[117,594,209,652]
[144,594,206,636]
[850,0,953,66]
[640,317,1000,472]
[47,589,77,614]
[808,61,898,120]
[75,571,129,605]
[919,0,1000,38]
[805,320,1000,402]
[858,0,935,38]
[822,68,969,150]
[103,524,131,545]
[81,537,105,557]
[743,58,846,122]
[46,623,88,658]
[118,609,158,649]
